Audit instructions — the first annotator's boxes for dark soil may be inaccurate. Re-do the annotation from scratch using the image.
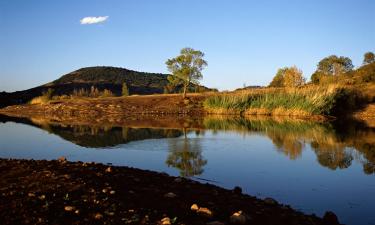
[0,158,341,225]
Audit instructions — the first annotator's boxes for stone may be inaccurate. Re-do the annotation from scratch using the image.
[94,213,103,220]
[161,217,171,225]
[233,186,242,194]
[190,204,199,211]
[230,211,247,224]
[28,193,35,197]
[207,221,225,225]
[109,190,116,195]
[105,167,112,173]
[264,197,277,205]
[197,207,213,217]
[174,177,182,183]
[323,211,339,225]
[164,192,177,198]
[58,156,67,162]
[64,206,75,212]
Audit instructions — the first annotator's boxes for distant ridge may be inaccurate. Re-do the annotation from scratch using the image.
[0,66,214,108]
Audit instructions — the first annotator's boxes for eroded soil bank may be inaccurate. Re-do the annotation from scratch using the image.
[0,158,341,225]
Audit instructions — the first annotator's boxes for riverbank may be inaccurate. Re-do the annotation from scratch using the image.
[0,158,341,225]
[0,85,373,121]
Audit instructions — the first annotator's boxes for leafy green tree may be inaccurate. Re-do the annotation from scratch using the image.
[315,55,353,76]
[122,82,129,96]
[363,52,375,65]
[166,47,207,98]
[269,67,288,87]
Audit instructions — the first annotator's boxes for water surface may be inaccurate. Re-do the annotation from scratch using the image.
[0,115,374,225]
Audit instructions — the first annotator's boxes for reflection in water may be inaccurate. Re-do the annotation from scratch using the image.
[1,114,374,175]
[203,116,375,174]
[166,129,207,177]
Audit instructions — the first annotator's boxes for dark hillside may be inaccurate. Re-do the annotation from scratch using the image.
[0,66,214,108]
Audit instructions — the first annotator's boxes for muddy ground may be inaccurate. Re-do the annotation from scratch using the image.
[0,158,341,225]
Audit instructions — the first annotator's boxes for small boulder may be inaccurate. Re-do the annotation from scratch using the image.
[161,217,171,225]
[105,167,112,173]
[64,206,75,212]
[191,204,199,211]
[264,197,277,205]
[230,211,247,224]
[197,207,213,217]
[323,211,340,225]
[164,192,177,198]
[94,213,103,220]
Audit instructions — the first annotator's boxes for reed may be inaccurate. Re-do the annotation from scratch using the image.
[203,85,355,116]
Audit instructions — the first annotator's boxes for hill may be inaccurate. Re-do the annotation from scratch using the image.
[0,66,214,108]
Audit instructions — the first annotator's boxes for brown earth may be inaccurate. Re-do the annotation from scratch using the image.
[0,158,341,225]
[0,94,207,119]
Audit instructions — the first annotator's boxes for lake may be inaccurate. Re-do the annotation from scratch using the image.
[0,115,374,225]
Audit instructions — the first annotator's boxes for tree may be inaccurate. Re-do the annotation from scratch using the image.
[268,66,305,87]
[283,66,305,87]
[122,82,129,96]
[316,55,353,76]
[166,47,207,98]
[269,67,288,87]
[363,52,375,65]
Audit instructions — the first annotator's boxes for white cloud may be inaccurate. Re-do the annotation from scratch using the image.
[80,16,109,25]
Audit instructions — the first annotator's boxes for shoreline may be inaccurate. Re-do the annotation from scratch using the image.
[0,158,341,225]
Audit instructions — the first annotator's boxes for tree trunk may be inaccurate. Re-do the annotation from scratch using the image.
[183,83,188,99]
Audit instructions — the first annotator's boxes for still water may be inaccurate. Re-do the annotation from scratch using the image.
[0,115,374,225]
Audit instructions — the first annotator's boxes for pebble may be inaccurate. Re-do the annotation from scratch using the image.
[58,156,67,162]
[109,190,116,195]
[191,204,199,211]
[197,207,213,217]
[94,213,103,220]
[264,197,277,205]
[105,167,112,173]
[28,193,35,197]
[164,192,177,198]
[64,206,75,212]
[161,217,171,225]
[174,177,182,183]
[230,211,247,224]
[207,221,225,225]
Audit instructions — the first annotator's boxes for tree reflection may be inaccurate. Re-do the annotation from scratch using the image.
[166,128,207,177]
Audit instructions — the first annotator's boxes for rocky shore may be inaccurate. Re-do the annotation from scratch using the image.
[0,158,341,225]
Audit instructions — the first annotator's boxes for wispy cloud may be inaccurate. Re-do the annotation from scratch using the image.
[80,16,109,25]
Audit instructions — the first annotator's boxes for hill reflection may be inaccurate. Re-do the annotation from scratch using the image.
[1,114,374,175]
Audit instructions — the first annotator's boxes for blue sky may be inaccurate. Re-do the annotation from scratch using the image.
[0,0,374,92]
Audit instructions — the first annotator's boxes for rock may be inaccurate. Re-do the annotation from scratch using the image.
[191,204,199,211]
[174,177,182,183]
[230,211,247,224]
[28,193,35,197]
[233,186,242,194]
[197,207,213,217]
[323,211,339,225]
[102,188,108,193]
[264,197,277,205]
[161,217,171,225]
[207,221,225,225]
[94,213,103,220]
[75,210,80,214]
[109,190,116,195]
[164,192,177,198]
[105,167,112,173]
[58,156,66,162]
[38,195,46,200]
[64,206,75,212]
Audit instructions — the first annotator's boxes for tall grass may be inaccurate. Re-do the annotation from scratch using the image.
[204,85,355,116]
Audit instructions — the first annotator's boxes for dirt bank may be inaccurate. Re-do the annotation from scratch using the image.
[0,158,341,225]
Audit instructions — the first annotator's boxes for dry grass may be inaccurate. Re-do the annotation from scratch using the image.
[203,85,357,116]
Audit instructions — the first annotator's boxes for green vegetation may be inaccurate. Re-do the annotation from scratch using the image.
[311,53,375,85]
[204,85,359,116]
[122,82,129,96]
[166,48,207,98]
[269,66,305,87]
